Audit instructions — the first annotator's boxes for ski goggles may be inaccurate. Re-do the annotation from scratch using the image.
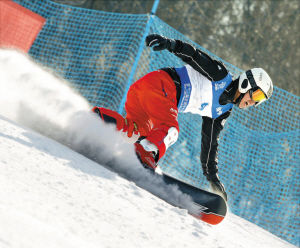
[250,88,267,105]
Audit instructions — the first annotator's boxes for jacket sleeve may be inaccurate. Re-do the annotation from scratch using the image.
[169,40,228,81]
[200,110,231,175]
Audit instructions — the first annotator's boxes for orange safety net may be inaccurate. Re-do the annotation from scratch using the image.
[0,0,45,52]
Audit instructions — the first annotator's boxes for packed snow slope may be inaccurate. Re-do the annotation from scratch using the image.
[0,49,296,248]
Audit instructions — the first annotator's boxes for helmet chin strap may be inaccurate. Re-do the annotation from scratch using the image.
[234,92,245,106]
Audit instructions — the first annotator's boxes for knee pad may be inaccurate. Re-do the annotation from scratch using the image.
[146,126,179,161]
[163,127,179,149]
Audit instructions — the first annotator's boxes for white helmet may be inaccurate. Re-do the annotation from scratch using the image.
[238,68,273,105]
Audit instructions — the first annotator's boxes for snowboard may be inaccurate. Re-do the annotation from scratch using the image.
[105,162,227,225]
[156,172,227,225]
[106,162,227,225]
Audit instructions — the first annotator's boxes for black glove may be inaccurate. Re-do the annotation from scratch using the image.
[205,173,228,201]
[145,34,176,51]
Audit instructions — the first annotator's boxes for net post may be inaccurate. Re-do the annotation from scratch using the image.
[117,0,160,114]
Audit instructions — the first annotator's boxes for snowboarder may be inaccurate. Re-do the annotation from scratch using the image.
[93,34,273,201]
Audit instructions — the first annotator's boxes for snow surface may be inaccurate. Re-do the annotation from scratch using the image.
[0,49,296,248]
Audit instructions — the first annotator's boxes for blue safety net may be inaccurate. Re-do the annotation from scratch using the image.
[13,0,300,245]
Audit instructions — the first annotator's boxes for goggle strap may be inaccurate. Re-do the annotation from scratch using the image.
[235,93,245,105]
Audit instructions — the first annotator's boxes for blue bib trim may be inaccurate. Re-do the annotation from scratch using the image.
[175,66,192,112]
[211,73,233,118]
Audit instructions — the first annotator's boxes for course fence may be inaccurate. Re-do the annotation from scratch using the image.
[11,0,300,245]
